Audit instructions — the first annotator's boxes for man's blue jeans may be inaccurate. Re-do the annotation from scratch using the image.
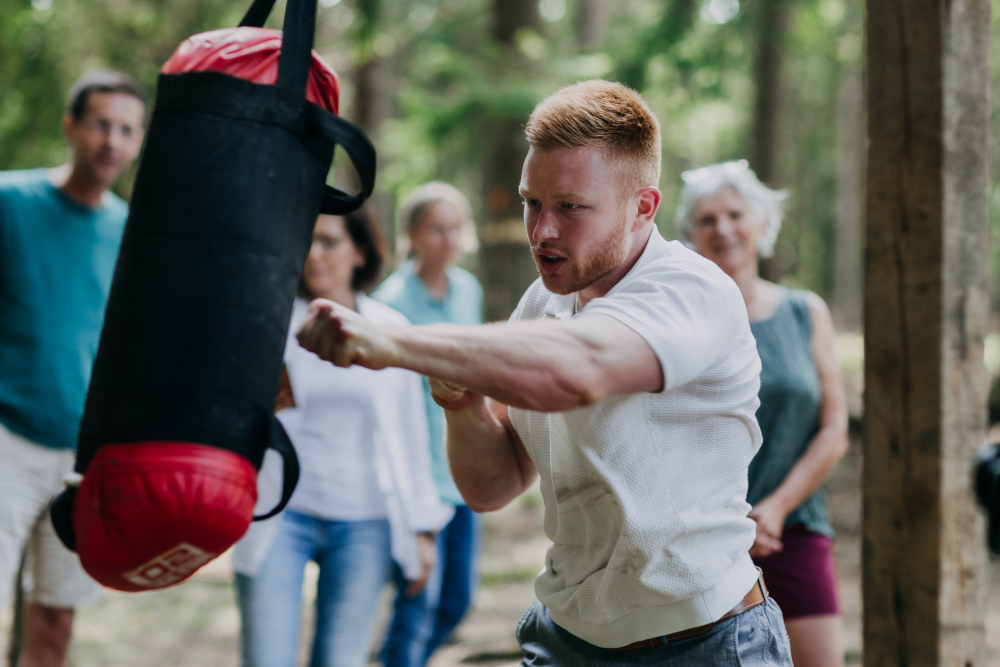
[235,510,393,667]
[516,598,793,666]
[382,504,481,666]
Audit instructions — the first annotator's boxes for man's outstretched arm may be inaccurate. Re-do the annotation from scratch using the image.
[296,299,662,413]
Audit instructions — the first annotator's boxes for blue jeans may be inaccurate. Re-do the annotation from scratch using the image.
[382,505,481,666]
[516,598,793,666]
[235,510,393,667]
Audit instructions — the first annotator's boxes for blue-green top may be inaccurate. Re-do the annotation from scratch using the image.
[372,260,483,506]
[748,287,832,536]
[0,168,127,449]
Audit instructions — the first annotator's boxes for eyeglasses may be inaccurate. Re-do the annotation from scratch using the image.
[78,118,138,140]
[311,235,341,252]
[680,159,749,184]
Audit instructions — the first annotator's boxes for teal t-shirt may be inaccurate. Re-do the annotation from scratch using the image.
[748,287,832,536]
[0,168,127,449]
[372,260,484,506]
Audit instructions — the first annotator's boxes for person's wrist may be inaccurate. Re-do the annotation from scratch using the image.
[382,326,406,367]
[760,494,793,522]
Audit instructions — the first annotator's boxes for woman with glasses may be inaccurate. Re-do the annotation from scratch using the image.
[678,162,849,667]
[231,208,453,667]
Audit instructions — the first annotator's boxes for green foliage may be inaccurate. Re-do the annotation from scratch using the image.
[10,0,987,309]
[0,0,249,180]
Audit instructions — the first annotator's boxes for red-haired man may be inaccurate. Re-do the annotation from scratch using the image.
[298,80,792,665]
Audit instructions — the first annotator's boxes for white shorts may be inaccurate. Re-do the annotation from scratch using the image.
[0,421,100,608]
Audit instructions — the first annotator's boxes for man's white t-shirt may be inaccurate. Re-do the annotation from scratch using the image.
[507,228,763,648]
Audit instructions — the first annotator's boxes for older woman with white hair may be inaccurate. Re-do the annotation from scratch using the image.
[372,182,483,667]
[678,161,849,667]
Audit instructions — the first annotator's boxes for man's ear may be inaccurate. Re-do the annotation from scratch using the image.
[631,186,662,232]
[61,113,75,144]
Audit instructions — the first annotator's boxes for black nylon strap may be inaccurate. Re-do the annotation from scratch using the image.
[253,414,301,520]
[276,0,316,97]
[238,0,275,28]
[237,0,314,97]
[308,107,377,214]
[50,489,77,552]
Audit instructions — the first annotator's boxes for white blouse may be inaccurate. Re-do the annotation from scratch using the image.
[232,295,453,579]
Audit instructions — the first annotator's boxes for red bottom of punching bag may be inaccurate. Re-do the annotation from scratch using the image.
[73,442,258,592]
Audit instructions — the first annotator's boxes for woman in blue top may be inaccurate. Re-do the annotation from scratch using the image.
[373,182,484,667]
[678,161,850,667]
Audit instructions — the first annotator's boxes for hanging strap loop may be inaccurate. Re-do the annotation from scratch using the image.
[309,108,377,214]
[252,413,301,521]
[237,0,316,98]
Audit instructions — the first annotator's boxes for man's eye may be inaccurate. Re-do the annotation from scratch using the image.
[562,203,581,210]
[523,199,540,208]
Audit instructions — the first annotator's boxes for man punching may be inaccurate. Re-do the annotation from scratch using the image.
[297,80,793,665]
[0,70,145,666]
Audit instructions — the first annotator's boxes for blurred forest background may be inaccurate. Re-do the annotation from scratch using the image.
[0,0,937,325]
[4,1,1000,664]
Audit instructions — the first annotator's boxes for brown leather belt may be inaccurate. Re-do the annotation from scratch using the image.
[613,569,769,651]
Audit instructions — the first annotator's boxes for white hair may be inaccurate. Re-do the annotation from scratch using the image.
[674,160,789,258]
[395,181,479,259]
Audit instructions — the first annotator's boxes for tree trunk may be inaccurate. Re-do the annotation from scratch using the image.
[576,0,608,52]
[352,53,397,262]
[862,0,990,664]
[750,0,789,186]
[831,64,864,331]
[751,0,791,281]
[478,0,542,321]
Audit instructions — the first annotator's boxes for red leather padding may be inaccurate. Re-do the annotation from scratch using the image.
[73,442,257,592]
[161,26,341,113]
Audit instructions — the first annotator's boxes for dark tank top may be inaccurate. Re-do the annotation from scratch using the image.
[748,287,832,536]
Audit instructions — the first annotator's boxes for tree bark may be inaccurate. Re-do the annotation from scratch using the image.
[751,0,790,281]
[862,0,990,665]
[352,53,397,261]
[478,0,542,321]
[831,64,864,331]
[576,0,608,52]
[750,0,789,187]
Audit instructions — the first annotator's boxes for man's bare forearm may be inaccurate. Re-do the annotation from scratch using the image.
[385,316,658,411]
[445,397,537,512]
[295,299,661,411]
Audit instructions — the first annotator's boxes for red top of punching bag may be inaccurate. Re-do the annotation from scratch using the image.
[162,26,341,113]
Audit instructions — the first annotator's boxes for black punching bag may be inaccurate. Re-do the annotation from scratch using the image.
[49,0,375,592]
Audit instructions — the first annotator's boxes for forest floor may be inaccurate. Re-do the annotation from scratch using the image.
[1,335,999,666]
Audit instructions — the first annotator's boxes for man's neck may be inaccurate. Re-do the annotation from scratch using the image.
[49,163,109,209]
[577,224,654,310]
[415,259,449,300]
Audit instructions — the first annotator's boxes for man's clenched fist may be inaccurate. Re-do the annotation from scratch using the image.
[296,299,396,369]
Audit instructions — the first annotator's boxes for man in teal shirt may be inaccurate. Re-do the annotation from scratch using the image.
[0,70,145,667]
[373,182,484,667]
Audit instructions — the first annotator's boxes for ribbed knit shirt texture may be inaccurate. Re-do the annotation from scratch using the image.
[507,228,763,648]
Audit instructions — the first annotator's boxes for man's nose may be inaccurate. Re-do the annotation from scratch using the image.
[104,129,125,153]
[532,209,559,241]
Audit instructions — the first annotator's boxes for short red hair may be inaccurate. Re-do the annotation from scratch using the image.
[525,80,661,200]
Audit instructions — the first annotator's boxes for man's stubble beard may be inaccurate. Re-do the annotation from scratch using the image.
[531,214,630,296]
